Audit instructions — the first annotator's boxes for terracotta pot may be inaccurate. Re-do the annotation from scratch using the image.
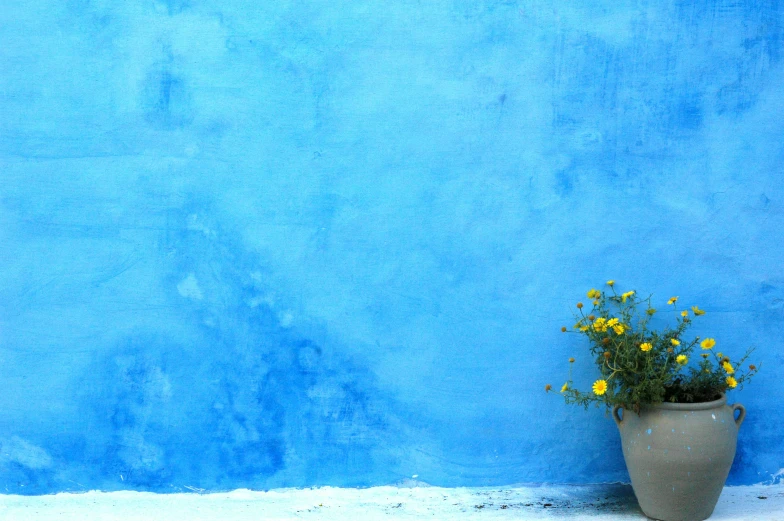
[613,395,745,521]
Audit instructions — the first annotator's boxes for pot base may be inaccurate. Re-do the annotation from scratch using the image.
[614,396,744,521]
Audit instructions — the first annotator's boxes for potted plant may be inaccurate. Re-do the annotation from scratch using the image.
[547,281,759,521]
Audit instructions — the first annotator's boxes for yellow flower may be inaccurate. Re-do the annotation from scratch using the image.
[667,296,678,305]
[681,310,688,317]
[593,317,608,331]
[670,338,681,346]
[613,324,625,335]
[592,379,608,395]
[726,376,738,389]
[691,306,706,316]
[640,342,653,352]
[606,280,615,286]
[646,308,656,315]
[716,352,723,358]
[676,355,688,365]
[587,289,600,299]
[593,299,600,306]
[579,326,589,332]
[606,318,619,327]
[723,361,735,374]
[621,291,635,303]
[700,338,716,350]
[561,383,569,393]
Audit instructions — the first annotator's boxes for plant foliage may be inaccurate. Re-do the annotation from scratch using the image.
[548,282,759,413]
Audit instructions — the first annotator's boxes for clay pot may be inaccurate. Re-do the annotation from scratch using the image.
[613,395,745,521]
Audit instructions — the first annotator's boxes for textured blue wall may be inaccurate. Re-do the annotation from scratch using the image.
[1,0,783,494]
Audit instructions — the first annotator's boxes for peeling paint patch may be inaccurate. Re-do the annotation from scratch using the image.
[177,273,203,300]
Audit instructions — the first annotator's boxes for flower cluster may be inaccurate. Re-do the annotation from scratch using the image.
[547,281,759,410]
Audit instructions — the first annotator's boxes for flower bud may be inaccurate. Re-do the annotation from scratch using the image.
[588,315,596,321]
[667,348,674,354]
[576,302,583,309]
[749,364,757,370]
[568,357,575,363]
[561,326,567,332]
[603,351,611,359]
[602,337,610,345]
[545,384,552,392]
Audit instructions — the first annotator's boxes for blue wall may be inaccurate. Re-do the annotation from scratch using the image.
[1,0,783,494]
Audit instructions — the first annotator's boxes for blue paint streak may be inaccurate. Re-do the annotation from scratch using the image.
[0,0,783,493]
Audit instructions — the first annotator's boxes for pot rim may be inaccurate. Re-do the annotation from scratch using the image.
[647,393,726,411]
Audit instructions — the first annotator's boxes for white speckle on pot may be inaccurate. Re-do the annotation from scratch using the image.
[712,414,717,420]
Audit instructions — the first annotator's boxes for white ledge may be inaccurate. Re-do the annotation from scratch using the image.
[0,484,781,520]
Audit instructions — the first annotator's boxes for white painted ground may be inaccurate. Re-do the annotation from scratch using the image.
[0,484,781,520]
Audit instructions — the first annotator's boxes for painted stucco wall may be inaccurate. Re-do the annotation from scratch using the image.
[1,0,783,494]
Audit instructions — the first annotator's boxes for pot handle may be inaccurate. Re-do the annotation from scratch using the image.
[732,403,746,428]
[613,405,623,426]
